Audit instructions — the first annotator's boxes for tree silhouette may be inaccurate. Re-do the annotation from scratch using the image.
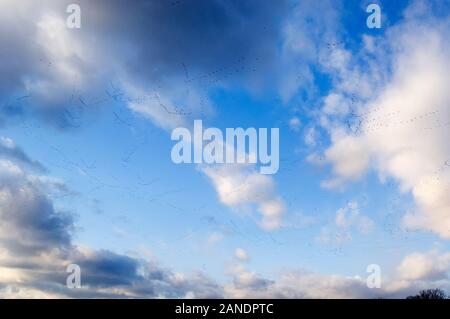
[406,289,448,299]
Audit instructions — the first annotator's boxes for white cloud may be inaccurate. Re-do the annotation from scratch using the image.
[397,250,450,281]
[279,0,340,103]
[224,247,450,299]
[0,137,14,149]
[322,134,371,187]
[335,201,373,234]
[203,165,285,231]
[383,248,450,295]
[304,126,319,147]
[323,93,348,116]
[316,201,373,245]
[120,80,190,131]
[224,267,372,299]
[318,2,450,238]
[206,232,223,246]
[234,248,249,262]
[288,117,301,131]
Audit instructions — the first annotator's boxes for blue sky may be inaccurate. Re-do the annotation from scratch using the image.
[0,0,449,298]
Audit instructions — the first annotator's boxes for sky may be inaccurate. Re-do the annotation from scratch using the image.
[0,0,449,298]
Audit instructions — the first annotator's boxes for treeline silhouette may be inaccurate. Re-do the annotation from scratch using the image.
[406,289,448,299]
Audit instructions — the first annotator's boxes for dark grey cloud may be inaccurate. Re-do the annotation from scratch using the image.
[86,0,289,83]
[0,165,73,255]
[75,250,148,287]
[0,0,291,129]
[0,137,47,172]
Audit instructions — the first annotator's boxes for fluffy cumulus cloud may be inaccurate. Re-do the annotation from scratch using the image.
[226,256,450,299]
[278,0,341,103]
[396,250,450,282]
[335,201,373,234]
[223,247,450,299]
[317,1,450,238]
[316,201,374,245]
[224,268,374,299]
[234,248,249,262]
[203,165,285,230]
[384,249,450,295]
